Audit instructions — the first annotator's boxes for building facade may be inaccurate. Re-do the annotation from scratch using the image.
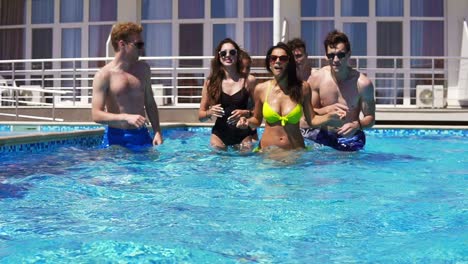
[1,0,467,107]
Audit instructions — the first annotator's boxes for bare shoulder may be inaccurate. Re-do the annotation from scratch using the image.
[307,66,328,89]
[254,80,269,99]
[247,74,256,84]
[93,64,112,82]
[358,72,374,91]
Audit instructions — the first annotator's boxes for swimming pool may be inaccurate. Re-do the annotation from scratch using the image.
[0,127,466,262]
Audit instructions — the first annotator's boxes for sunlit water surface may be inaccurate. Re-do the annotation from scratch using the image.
[0,128,466,263]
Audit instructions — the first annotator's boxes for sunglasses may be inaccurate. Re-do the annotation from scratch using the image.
[326,52,347,60]
[219,49,237,57]
[130,41,145,49]
[269,55,289,63]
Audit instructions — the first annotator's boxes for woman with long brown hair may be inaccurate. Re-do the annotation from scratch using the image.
[237,42,314,150]
[198,38,256,149]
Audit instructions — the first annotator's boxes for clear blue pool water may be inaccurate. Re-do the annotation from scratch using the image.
[0,127,466,263]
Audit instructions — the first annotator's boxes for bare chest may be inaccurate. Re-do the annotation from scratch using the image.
[320,79,360,110]
[109,71,144,97]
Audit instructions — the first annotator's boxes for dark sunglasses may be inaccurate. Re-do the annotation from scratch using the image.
[130,41,145,49]
[326,52,347,60]
[269,55,289,63]
[219,49,237,57]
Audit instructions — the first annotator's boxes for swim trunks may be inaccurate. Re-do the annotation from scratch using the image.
[103,126,153,148]
[301,128,366,151]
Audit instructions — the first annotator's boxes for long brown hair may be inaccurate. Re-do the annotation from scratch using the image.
[265,42,302,103]
[207,38,242,105]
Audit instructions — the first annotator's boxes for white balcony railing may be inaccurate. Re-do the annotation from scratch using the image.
[0,55,466,120]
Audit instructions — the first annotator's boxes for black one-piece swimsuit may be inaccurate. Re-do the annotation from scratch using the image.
[211,88,254,146]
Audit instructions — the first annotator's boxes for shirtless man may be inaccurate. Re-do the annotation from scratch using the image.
[301,30,375,151]
[287,38,313,81]
[92,22,163,147]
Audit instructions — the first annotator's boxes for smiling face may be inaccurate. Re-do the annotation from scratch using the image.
[269,48,289,78]
[326,42,349,73]
[218,43,238,67]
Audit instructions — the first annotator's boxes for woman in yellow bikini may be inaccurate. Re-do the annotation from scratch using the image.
[237,42,314,150]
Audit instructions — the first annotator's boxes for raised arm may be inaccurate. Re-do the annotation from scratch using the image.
[143,64,163,145]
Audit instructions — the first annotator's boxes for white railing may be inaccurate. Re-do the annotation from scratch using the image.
[0,55,466,119]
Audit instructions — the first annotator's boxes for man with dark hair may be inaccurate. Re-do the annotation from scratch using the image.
[92,22,163,147]
[301,30,375,151]
[287,38,312,81]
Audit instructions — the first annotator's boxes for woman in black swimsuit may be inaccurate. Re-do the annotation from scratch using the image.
[198,38,256,149]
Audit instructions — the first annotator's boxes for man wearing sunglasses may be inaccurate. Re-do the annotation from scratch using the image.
[301,30,375,151]
[92,22,163,148]
[287,38,313,81]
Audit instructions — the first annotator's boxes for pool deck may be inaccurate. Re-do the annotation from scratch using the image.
[1,107,468,126]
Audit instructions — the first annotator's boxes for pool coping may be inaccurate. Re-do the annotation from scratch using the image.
[1,122,467,153]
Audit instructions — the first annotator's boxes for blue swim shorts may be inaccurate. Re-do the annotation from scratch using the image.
[103,126,153,148]
[301,128,366,152]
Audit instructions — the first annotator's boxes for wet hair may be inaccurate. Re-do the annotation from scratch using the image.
[111,22,143,52]
[207,38,242,105]
[287,38,307,53]
[264,42,302,103]
[323,29,351,53]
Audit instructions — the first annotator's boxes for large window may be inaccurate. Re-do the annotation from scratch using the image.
[301,21,334,56]
[211,0,237,18]
[32,28,53,69]
[301,0,333,17]
[60,0,83,23]
[142,0,172,20]
[213,24,236,51]
[89,0,116,22]
[0,0,25,25]
[341,0,368,17]
[0,29,25,61]
[244,0,272,18]
[32,0,54,24]
[179,0,204,19]
[376,0,403,17]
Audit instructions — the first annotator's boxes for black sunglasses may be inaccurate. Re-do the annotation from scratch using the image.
[219,49,237,57]
[326,52,347,60]
[130,41,145,49]
[269,55,289,63]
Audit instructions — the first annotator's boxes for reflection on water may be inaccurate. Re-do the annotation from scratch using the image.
[0,129,466,262]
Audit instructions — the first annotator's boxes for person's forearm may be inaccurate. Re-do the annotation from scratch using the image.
[198,109,212,122]
[92,110,128,126]
[247,117,261,129]
[359,115,375,129]
[311,114,331,128]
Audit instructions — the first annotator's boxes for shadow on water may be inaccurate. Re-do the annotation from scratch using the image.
[0,183,29,199]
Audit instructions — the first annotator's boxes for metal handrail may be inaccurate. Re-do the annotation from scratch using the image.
[0,55,466,115]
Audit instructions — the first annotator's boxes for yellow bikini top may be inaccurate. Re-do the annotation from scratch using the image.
[262,81,302,126]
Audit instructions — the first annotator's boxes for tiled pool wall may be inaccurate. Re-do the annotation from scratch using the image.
[0,124,102,133]
[1,125,467,154]
[0,124,104,154]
